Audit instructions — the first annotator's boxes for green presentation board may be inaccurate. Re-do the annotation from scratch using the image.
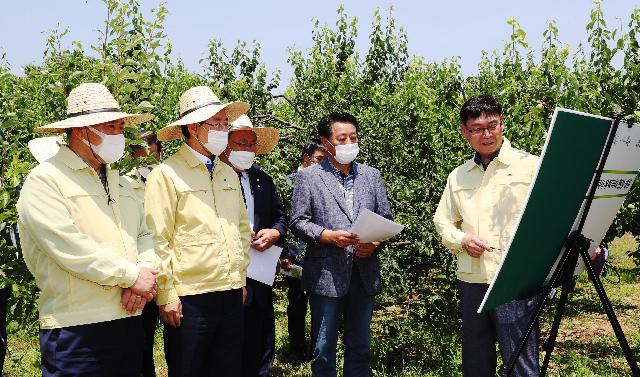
[479,108,612,312]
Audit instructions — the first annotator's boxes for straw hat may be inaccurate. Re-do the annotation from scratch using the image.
[157,86,250,142]
[229,114,279,154]
[36,83,154,133]
[28,136,63,163]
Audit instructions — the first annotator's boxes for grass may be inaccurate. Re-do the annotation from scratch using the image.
[3,234,639,376]
[538,234,640,376]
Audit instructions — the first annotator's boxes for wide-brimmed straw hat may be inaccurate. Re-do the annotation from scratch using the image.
[229,115,279,154]
[157,86,250,142]
[36,83,154,133]
[28,136,63,163]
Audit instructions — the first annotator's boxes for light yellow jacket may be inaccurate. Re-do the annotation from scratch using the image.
[144,145,251,305]
[123,174,146,204]
[17,146,158,329]
[433,139,539,284]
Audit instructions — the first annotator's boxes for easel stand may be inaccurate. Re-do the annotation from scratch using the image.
[502,117,640,377]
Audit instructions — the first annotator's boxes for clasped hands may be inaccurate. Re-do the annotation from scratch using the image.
[320,229,380,258]
[120,267,158,314]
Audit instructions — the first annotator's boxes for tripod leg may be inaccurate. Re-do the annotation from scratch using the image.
[578,248,640,376]
[503,245,581,377]
[540,280,575,376]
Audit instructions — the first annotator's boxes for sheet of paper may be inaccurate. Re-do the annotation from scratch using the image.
[247,245,282,286]
[349,208,404,243]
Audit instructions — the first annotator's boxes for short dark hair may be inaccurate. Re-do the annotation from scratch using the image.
[460,95,502,125]
[130,144,147,157]
[316,112,359,139]
[146,134,162,152]
[300,138,328,162]
[181,125,190,139]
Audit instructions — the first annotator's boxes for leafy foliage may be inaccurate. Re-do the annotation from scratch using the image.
[1,0,639,373]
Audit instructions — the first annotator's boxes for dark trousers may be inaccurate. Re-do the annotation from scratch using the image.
[458,281,540,377]
[242,278,275,377]
[286,276,309,358]
[164,289,244,377]
[309,269,375,377]
[39,316,143,377]
[141,302,159,377]
[0,287,9,376]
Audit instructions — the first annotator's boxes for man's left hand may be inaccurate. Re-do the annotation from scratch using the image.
[252,228,281,251]
[279,258,292,272]
[355,242,380,258]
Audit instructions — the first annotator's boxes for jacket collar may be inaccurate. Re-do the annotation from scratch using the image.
[56,145,94,171]
[181,143,212,168]
[464,138,514,172]
[318,158,359,221]
[321,157,357,176]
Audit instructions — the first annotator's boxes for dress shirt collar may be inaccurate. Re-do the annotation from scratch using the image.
[185,143,212,166]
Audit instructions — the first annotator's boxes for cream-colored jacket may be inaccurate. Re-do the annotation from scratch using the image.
[17,146,158,329]
[144,145,251,305]
[434,139,539,284]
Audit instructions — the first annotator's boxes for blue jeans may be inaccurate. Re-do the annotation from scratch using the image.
[309,267,375,377]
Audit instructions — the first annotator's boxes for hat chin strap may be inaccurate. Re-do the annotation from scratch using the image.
[83,128,106,166]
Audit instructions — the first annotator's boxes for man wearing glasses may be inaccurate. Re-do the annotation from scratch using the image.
[144,86,252,376]
[434,95,541,376]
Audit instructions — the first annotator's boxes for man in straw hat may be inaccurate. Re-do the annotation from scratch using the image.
[144,86,252,376]
[16,83,160,376]
[218,115,284,377]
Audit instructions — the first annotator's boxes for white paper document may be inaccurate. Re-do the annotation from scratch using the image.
[247,245,282,286]
[349,209,404,243]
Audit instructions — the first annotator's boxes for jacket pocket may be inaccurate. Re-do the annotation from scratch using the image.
[457,253,473,273]
[174,239,223,286]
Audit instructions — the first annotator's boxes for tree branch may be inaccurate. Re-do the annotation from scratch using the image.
[254,114,306,131]
[270,93,306,120]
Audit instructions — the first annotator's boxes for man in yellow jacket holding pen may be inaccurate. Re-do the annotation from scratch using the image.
[144,86,252,377]
[434,95,540,377]
[16,83,160,376]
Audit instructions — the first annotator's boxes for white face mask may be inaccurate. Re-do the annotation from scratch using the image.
[201,130,228,155]
[330,141,359,164]
[83,127,125,164]
[228,151,255,171]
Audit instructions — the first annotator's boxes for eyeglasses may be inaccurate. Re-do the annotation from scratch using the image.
[199,121,230,131]
[232,141,260,149]
[464,121,502,136]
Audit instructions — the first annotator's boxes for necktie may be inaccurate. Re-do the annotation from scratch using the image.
[237,172,247,205]
[205,161,213,173]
